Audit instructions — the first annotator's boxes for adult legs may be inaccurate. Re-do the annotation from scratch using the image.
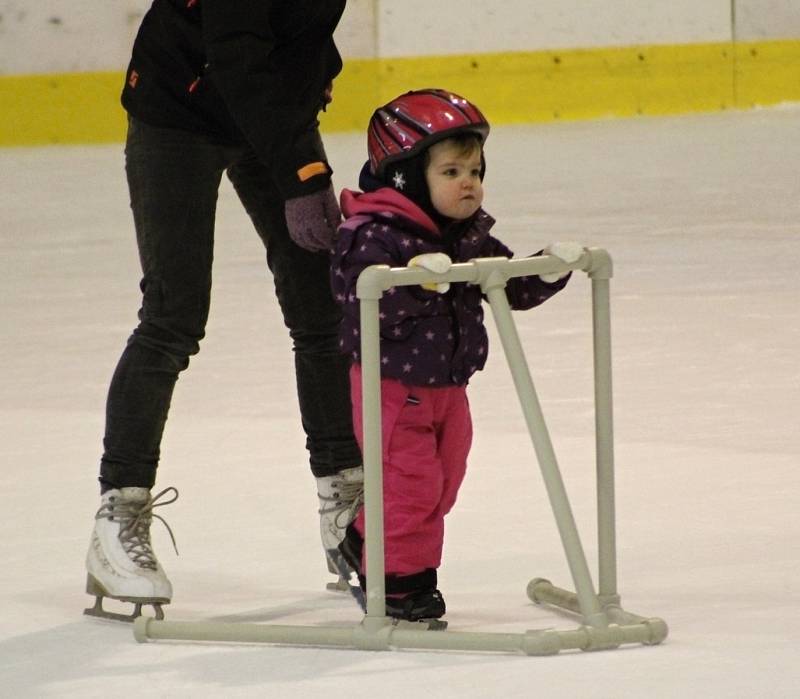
[226,150,361,477]
[99,118,227,490]
[227,145,362,582]
[86,119,227,619]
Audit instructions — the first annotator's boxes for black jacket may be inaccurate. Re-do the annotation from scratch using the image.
[122,0,346,198]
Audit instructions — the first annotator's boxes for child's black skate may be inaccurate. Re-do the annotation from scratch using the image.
[386,588,448,630]
[339,526,448,629]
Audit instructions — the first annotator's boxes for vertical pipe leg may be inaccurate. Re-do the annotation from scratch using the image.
[592,278,618,599]
[359,297,387,619]
[483,282,605,627]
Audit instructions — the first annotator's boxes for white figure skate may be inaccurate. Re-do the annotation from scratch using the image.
[84,486,178,622]
[316,466,363,595]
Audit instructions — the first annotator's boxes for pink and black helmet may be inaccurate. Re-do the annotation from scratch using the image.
[367,89,490,178]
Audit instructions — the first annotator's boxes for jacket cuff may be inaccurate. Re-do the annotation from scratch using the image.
[281,160,332,199]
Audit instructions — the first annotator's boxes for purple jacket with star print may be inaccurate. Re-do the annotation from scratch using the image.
[331,187,569,387]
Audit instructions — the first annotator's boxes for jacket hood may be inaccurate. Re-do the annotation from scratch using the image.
[340,188,440,236]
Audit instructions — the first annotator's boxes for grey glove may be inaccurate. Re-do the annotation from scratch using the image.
[284,184,341,252]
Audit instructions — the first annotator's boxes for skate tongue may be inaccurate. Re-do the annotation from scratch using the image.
[120,487,152,502]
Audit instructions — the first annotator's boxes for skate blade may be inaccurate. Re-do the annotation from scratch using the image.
[325,560,367,612]
[326,579,366,611]
[325,577,353,593]
[392,618,448,631]
[84,575,168,622]
[83,595,166,623]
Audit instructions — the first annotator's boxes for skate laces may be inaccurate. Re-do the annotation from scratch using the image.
[318,476,364,529]
[98,487,179,570]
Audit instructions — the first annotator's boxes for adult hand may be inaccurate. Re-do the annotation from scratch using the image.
[540,241,584,283]
[285,184,341,252]
[409,252,452,293]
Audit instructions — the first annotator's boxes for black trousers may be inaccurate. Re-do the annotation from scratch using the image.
[99,118,360,489]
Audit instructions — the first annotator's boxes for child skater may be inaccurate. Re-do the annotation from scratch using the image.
[330,89,582,622]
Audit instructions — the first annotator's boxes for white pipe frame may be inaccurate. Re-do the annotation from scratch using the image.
[134,247,668,655]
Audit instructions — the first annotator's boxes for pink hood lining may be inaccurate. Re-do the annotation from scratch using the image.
[339,188,440,236]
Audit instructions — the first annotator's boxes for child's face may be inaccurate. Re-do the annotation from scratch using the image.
[424,140,484,220]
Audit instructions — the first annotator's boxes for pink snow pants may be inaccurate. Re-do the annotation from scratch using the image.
[349,364,472,576]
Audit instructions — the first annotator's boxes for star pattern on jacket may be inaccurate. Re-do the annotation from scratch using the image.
[331,192,570,387]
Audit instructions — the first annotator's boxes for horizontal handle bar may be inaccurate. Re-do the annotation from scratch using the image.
[356,247,612,299]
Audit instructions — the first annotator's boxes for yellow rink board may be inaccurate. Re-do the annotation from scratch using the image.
[1,39,798,146]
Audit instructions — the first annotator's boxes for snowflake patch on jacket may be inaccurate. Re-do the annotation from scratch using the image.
[331,188,569,387]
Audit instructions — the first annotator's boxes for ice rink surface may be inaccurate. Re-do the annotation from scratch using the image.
[1,105,799,697]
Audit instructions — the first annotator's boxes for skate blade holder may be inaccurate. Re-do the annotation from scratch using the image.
[84,575,168,623]
[325,577,351,593]
[133,250,668,655]
[85,598,167,624]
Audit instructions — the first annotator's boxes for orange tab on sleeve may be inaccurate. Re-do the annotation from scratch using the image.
[296,161,328,182]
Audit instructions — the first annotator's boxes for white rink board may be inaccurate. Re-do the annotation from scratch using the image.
[734,0,800,39]
[0,0,147,73]
[373,0,731,57]
[2,1,798,75]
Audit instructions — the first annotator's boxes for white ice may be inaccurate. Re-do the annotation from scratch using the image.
[1,106,799,698]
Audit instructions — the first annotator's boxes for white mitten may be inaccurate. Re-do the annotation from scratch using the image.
[408,252,452,293]
[540,241,584,283]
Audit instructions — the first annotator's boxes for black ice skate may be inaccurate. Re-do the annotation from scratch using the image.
[339,526,447,629]
[384,571,448,630]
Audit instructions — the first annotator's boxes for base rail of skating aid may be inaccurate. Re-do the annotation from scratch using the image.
[133,247,669,655]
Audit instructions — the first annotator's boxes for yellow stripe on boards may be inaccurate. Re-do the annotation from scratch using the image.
[0,72,126,146]
[324,41,737,129]
[735,40,800,107]
[2,39,799,147]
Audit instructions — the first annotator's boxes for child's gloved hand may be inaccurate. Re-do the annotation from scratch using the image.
[540,241,585,283]
[408,252,452,293]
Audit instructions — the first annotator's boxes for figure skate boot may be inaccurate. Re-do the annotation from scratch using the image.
[84,486,178,622]
[316,465,363,593]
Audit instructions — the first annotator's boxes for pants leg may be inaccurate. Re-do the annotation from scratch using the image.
[432,387,472,517]
[100,118,227,489]
[226,149,360,477]
[349,367,472,576]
